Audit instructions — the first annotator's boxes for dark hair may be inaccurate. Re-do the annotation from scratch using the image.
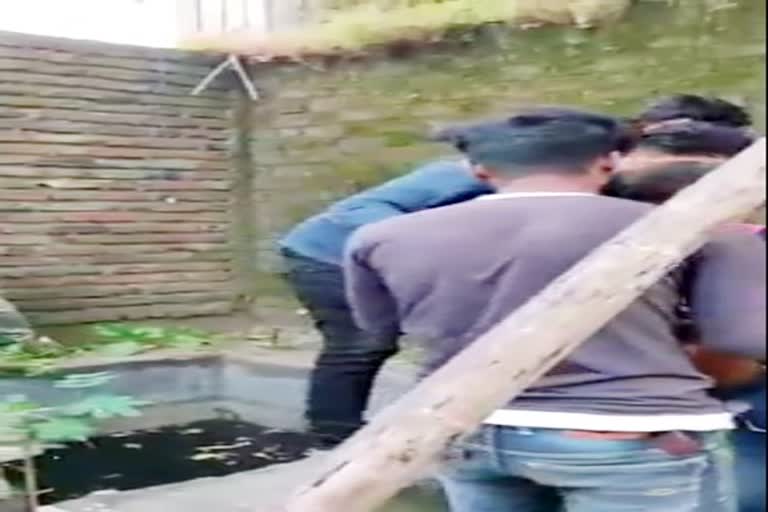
[435,109,637,175]
[639,94,752,128]
[602,160,717,204]
[638,121,755,157]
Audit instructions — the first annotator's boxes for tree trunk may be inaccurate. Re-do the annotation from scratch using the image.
[274,139,767,512]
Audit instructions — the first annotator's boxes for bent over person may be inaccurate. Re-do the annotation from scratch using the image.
[344,110,766,512]
[279,160,492,443]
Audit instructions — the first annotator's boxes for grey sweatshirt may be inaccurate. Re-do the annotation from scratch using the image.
[345,194,766,422]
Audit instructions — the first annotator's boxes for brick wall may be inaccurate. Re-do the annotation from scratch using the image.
[0,32,237,324]
[246,1,766,306]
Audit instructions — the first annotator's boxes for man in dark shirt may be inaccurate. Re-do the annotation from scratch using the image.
[605,119,765,512]
[345,111,766,512]
[639,94,753,128]
[622,94,755,175]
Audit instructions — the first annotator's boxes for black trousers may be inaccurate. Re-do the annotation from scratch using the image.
[281,248,399,441]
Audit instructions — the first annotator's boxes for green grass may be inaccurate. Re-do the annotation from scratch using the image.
[182,0,631,57]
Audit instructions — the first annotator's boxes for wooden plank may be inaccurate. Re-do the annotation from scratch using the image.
[0,69,221,98]
[0,95,233,124]
[0,243,229,257]
[0,211,230,223]
[0,131,229,151]
[0,189,231,202]
[0,142,229,162]
[1,222,228,235]
[4,281,235,300]
[0,56,228,90]
[3,270,232,289]
[0,252,231,267]
[0,83,227,109]
[0,232,229,246]
[0,261,228,278]
[274,141,767,512]
[0,103,230,126]
[0,167,230,180]
[25,301,234,325]
[0,178,231,191]
[0,201,229,213]
[14,291,236,312]
[0,121,228,141]
[0,154,230,170]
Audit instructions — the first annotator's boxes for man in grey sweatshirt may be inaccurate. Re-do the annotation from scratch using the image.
[344,110,766,512]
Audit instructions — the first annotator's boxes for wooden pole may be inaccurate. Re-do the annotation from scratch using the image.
[274,139,767,512]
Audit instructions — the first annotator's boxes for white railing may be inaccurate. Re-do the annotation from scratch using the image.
[176,0,323,36]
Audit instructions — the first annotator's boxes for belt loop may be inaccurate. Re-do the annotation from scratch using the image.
[488,425,506,471]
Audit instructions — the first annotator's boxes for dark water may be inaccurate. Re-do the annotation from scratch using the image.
[6,420,318,504]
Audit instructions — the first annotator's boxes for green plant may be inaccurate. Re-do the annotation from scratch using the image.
[0,372,147,510]
[92,323,214,354]
[0,324,218,375]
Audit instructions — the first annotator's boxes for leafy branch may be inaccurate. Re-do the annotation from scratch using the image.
[0,372,148,510]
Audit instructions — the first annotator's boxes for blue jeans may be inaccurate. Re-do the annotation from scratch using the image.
[720,383,766,512]
[281,249,399,442]
[733,428,765,512]
[440,426,735,512]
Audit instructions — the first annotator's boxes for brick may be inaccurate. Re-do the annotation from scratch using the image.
[273,113,312,128]
[302,124,345,139]
[339,110,384,122]
[308,96,348,112]
[337,137,387,153]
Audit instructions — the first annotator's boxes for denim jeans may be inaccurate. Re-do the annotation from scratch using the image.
[281,248,399,442]
[719,383,766,512]
[440,426,736,512]
[733,428,765,512]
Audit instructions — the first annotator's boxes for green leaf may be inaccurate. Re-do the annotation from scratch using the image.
[0,409,26,440]
[93,341,146,358]
[61,395,149,420]
[30,417,94,442]
[0,395,38,414]
[0,343,24,356]
[92,323,212,348]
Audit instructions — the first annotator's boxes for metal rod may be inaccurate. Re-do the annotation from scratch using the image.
[191,58,231,96]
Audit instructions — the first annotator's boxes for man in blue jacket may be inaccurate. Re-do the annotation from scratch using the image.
[279,159,492,443]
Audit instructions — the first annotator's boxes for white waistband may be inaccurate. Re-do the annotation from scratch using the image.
[485,409,735,432]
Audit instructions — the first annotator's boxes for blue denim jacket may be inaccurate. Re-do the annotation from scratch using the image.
[280,160,493,265]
